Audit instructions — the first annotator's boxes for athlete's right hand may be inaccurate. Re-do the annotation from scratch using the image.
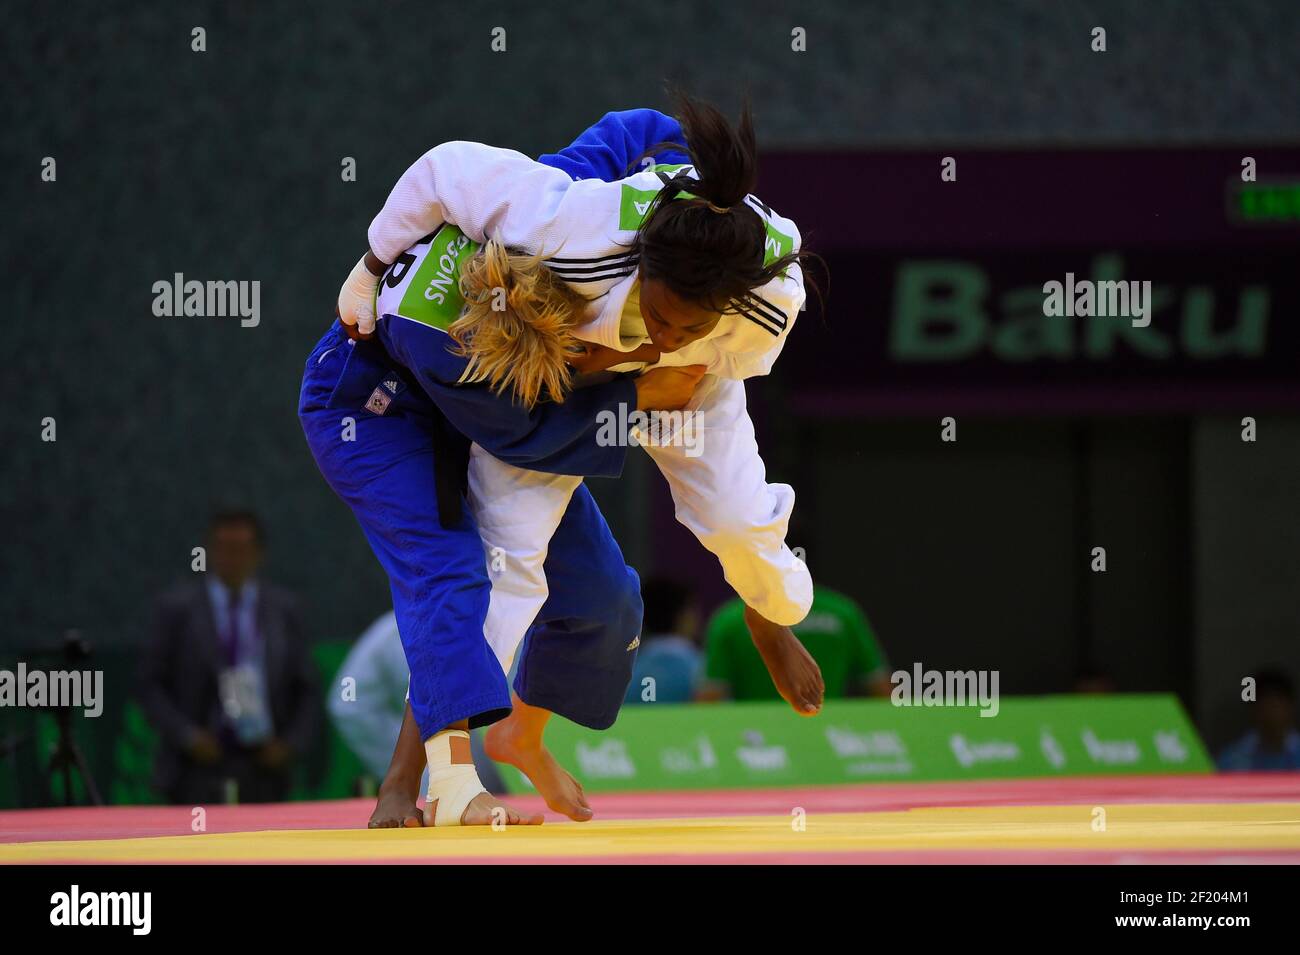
[634,364,707,412]
[338,252,383,337]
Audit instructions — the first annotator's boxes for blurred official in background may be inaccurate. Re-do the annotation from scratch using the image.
[138,511,320,803]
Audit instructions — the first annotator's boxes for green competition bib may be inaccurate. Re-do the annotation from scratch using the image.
[617,179,792,266]
[374,225,481,332]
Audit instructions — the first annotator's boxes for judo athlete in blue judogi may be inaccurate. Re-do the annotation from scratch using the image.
[300,110,698,826]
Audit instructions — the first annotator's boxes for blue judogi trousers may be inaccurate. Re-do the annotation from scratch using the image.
[299,322,643,737]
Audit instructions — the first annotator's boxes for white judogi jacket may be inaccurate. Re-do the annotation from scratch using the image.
[369,142,813,664]
[369,142,805,378]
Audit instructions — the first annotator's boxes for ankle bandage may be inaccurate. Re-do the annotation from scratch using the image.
[423,729,488,827]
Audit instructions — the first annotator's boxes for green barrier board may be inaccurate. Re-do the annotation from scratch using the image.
[498,694,1211,793]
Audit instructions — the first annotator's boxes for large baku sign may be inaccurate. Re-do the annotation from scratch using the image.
[758,148,1300,414]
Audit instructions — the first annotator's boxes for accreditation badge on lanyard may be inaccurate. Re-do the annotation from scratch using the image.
[219,663,273,746]
[213,582,274,748]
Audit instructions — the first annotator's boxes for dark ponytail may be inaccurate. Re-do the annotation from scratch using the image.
[632,91,824,316]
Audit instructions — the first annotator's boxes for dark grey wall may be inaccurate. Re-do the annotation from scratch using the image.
[796,417,1196,694]
[3,0,1297,691]
[802,418,1083,695]
[1193,418,1300,749]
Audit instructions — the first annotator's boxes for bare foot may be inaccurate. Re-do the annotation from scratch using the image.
[368,700,427,828]
[485,716,594,822]
[369,781,424,829]
[745,606,825,716]
[426,791,543,827]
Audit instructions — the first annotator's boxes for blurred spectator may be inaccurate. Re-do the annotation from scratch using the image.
[624,577,702,704]
[701,586,890,701]
[328,611,408,780]
[138,510,319,803]
[1218,668,1300,772]
[328,610,498,793]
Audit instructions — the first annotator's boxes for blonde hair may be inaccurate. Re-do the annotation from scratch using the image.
[449,240,586,409]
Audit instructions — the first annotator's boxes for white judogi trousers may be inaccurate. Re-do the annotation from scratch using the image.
[469,375,813,673]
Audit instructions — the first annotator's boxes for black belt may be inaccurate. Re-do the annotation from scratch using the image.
[429,403,470,530]
[351,320,470,531]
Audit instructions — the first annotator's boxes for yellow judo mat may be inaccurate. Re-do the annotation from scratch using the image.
[5,802,1300,864]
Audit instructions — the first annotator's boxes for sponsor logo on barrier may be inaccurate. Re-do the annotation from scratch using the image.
[825,726,914,777]
[1040,728,1068,769]
[660,736,719,774]
[575,739,636,779]
[1082,728,1141,765]
[735,730,789,772]
[1154,730,1190,762]
[949,733,1022,768]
